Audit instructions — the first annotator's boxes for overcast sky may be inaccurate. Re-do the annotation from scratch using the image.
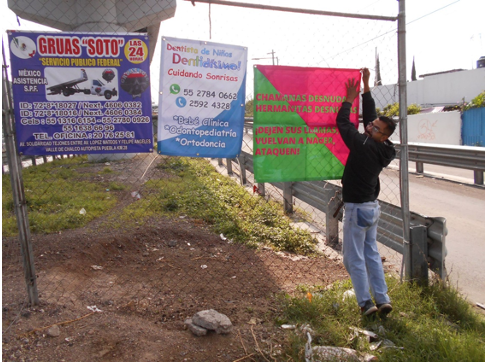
[2,0,484,101]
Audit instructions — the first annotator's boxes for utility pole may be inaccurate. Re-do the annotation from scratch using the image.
[268,49,276,65]
[252,50,278,65]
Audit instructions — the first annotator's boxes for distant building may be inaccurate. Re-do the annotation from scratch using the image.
[477,56,485,68]
[419,69,466,78]
[371,65,485,109]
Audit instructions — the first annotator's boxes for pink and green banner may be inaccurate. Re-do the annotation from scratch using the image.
[253,65,360,182]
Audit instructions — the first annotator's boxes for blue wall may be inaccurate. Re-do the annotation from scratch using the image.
[462,108,485,146]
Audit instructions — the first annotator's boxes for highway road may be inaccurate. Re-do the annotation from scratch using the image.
[407,164,485,306]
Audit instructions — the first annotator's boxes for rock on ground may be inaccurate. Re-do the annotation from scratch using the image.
[190,309,233,335]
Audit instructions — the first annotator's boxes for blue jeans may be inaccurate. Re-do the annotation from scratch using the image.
[342,201,390,307]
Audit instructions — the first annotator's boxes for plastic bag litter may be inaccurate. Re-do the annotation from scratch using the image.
[87,305,103,313]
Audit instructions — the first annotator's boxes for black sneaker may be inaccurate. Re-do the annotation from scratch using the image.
[377,303,393,317]
[360,300,378,316]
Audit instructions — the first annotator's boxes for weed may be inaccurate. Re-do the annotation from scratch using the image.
[108,182,127,191]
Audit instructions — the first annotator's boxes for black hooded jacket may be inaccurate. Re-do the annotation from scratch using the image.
[336,92,396,203]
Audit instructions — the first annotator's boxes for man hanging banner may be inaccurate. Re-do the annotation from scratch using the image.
[158,37,247,158]
[7,31,153,155]
[253,65,361,182]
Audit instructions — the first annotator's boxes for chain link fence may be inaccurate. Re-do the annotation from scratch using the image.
[2,1,409,360]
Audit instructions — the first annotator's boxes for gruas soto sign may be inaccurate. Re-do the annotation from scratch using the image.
[8,31,153,155]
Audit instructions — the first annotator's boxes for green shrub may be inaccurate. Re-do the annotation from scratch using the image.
[377,103,421,117]
[464,91,485,111]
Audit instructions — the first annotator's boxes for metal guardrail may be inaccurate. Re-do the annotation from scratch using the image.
[408,143,485,185]
[236,145,448,280]
[2,153,78,174]
[408,143,485,170]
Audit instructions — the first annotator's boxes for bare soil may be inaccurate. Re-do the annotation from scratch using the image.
[2,155,349,362]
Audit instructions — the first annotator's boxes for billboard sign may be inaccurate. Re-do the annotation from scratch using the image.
[7,31,153,155]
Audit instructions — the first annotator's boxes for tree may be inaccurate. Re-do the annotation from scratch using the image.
[245,98,254,117]
[411,56,417,81]
[374,50,382,86]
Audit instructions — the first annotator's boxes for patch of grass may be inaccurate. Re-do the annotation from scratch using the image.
[276,276,485,361]
[123,157,318,254]
[107,182,127,191]
[2,156,117,235]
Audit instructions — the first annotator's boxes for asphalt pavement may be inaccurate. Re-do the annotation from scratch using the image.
[406,163,485,307]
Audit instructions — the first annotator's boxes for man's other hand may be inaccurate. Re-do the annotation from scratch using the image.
[361,68,371,93]
[345,78,360,104]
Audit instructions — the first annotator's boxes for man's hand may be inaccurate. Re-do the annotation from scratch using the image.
[361,67,371,93]
[345,78,360,104]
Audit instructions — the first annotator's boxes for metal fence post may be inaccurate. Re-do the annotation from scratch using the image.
[416,162,424,174]
[426,217,448,280]
[474,170,484,185]
[283,182,293,214]
[324,189,340,245]
[398,0,412,281]
[226,158,233,175]
[238,154,247,185]
[409,225,428,285]
[257,183,265,197]
[2,48,39,306]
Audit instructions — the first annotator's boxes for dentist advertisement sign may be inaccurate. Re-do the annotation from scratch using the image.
[158,37,247,158]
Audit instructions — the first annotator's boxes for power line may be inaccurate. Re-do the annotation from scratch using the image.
[328,0,461,60]
[407,0,460,25]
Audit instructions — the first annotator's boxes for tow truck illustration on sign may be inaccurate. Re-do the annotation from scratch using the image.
[47,68,117,100]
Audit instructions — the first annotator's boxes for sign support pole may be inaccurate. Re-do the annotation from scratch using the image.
[2,44,39,306]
